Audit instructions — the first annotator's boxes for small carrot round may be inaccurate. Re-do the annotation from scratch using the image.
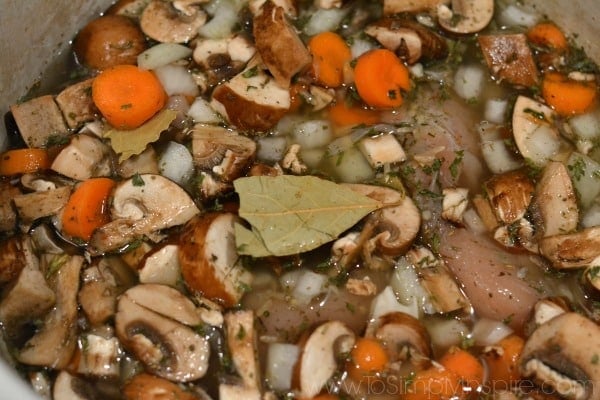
[527,22,568,51]
[0,148,50,176]
[354,48,410,109]
[327,101,380,127]
[439,346,484,393]
[542,71,597,116]
[308,31,352,88]
[403,367,463,400]
[92,64,167,129]
[62,177,116,241]
[482,334,525,385]
[347,337,389,382]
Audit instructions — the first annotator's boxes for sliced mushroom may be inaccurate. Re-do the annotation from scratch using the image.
[357,134,407,168]
[437,0,494,34]
[10,95,69,148]
[532,297,569,327]
[533,161,578,237]
[191,124,256,182]
[140,0,207,43]
[224,310,260,389]
[193,35,256,86]
[89,174,200,255]
[52,371,88,400]
[345,184,420,256]
[123,373,202,400]
[51,134,113,180]
[138,243,182,287]
[539,226,600,269]
[18,255,84,368]
[512,96,568,168]
[382,0,449,15]
[55,78,96,129]
[12,186,71,227]
[484,169,534,225]
[115,285,209,382]
[478,33,539,87]
[125,283,202,326]
[117,145,160,178]
[297,320,356,398]
[210,60,291,132]
[78,259,122,326]
[219,384,262,400]
[76,333,121,377]
[178,213,253,307]
[365,17,448,64]
[442,187,469,224]
[371,312,432,364]
[253,0,312,87]
[520,312,600,400]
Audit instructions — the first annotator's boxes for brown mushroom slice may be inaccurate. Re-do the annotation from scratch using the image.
[253,0,311,87]
[55,78,96,129]
[382,0,449,15]
[534,161,578,237]
[89,174,200,254]
[478,34,539,88]
[140,0,207,43]
[484,169,534,225]
[520,312,600,400]
[179,213,253,308]
[123,373,202,400]
[437,0,494,34]
[51,134,113,180]
[512,96,567,168]
[115,290,209,382]
[372,312,432,363]
[0,236,29,285]
[0,181,21,232]
[117,146,160,178]
[13,186,71,226]
[210,61,291,132]
[224,310,260,389]
[345,184,420,256]
[18,255,84,368]
[297,320,356,399]
[125,283,202,326]
[441,187,469,224]
[191,124,256,182]
[365,17,448,64]
[539,226,600,269]
[78,261,119,326]
[10,95,69,148]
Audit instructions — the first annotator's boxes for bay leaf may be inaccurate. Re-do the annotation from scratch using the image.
[104,109,177,162]
[234,175,382,257]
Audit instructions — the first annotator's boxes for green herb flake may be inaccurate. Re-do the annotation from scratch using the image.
[132,173,145,186]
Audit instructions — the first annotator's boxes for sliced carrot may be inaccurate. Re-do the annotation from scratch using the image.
[527,22,568,51]
[439,346,484,393]
[62,177,116,241]
[482,334,525,386]
[354,48,410,109]
[327,101,381,127]
[92,64,167,129]
[308,31,352,88]
[542,71,597,116]
[0,148,50,176]
[347,337,389,382]
[403,367,464,400]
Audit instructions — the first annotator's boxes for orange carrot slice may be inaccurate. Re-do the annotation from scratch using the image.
[308,31,352,88]
[0,148,50,176]
[542,71,597,116]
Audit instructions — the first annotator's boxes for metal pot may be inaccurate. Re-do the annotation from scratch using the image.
[0,0,598,398]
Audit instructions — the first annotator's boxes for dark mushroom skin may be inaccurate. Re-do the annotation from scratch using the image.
[73,14,147,70]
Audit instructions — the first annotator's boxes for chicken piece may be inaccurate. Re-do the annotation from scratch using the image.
[10,95,69,148]
[55,78,97,129]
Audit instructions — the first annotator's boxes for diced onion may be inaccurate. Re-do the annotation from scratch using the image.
[300,148,326,169]
[198,0,239,38]
[567,152,600,209]
[569,108,600,141]
[425,317,470,350]
[462,208,488,234]
[481,140,523,174]
[350,36,376,59]
[187,97,221,124]
[291,120,333,149]
[582,203,600,228]
[453,64,485,101]
[153,64,199,97]
[484,98,508,124]
[291,270,328,305]
[137,43,192,70]
[265,343,300,391]
[370,286,418,320]
[303,8,348,36]
[471,317,513,346]
[257,136,288,162]
[497,4,540,28]
[158,141,194,185]
[327,147,374,183]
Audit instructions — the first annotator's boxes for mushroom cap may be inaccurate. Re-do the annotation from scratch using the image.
[520,312,600,400]
[438,0,494,34]
[373,312,432,361]
[140,0,207,43]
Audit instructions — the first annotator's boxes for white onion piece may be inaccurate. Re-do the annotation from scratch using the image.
[198,0,239,39]
[166,95,191,129]
[569,108,600,141]
[567,152,600,209]
[137,43,192,70]
[350,36,376,59]
[187,97,221,124]
[582,203,600,228]
[525,124,562,164]
[484,98,508,124]
[497,4,540,28]
[425,318,470,350]
[462,208,488,234]
[481,139,522,174]
[300,148,326,169]
[153,64,199,97]
[265,343,300,391]
[454,64,485,101]
[327,147,374,183]
[303,8,348,36]
[158,141,194,185]
[292,120,333,149]
[279,269,304,291]
[291,270,328,305]
[471,317,513,346]
[257,136,288,162]
[370,286,419,320]
[390,260,422,306]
